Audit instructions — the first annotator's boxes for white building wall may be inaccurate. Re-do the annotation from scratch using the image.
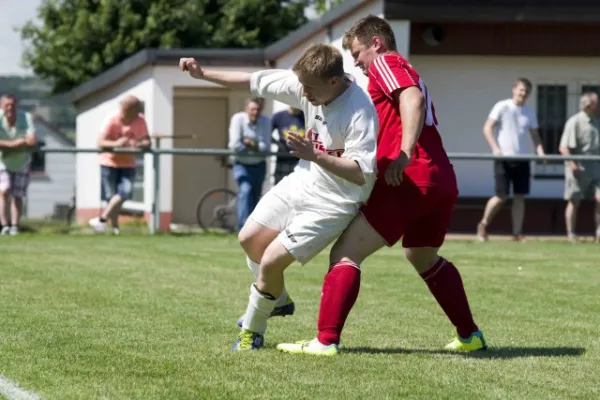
[75,67,155,215]
[410,55,600,198]
[151,65,265,213]
[75,64,266,226]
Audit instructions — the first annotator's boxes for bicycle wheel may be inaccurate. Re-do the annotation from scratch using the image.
[196,188,238,233]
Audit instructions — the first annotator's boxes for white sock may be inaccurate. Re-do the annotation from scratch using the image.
[242,284,276,335]
[246,257,260,277]
[247,257,289,307]
[275,287,289,307]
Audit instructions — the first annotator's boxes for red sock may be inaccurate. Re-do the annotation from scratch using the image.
[420,257,479,339]
[316,261,361,346]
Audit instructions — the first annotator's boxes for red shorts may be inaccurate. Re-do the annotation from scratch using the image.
[360,179,458,248]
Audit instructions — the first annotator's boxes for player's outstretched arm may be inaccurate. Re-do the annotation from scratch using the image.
[179,57,251,92]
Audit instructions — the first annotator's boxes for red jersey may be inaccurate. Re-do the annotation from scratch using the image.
[368,52,456,190]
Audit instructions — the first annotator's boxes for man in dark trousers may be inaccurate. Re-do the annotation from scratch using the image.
[271,107,305,183]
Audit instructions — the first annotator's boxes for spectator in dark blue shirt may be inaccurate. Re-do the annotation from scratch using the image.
[271,107,305,183]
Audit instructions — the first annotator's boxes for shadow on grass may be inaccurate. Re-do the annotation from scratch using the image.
[344,346,585,359]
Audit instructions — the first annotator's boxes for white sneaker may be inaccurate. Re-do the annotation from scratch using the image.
[112,227,120,235]
[88,217,107,233]
[0,226,10,235]
[9,226,19,236]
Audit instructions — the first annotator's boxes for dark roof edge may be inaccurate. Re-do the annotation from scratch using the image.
[61,48,267,104]
[58,49,154,104]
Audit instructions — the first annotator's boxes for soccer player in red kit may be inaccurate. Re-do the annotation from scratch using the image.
[277,15,487,356]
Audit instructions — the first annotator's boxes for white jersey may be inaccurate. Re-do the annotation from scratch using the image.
[250,69,378,207]
[489,99,538,155]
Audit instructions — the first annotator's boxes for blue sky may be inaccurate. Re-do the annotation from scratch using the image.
[0,0,42,75]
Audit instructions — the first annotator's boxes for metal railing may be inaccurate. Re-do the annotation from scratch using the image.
[37,146,600,234]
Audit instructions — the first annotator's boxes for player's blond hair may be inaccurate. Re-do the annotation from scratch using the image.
[292,44,345,80]
[342,14,397,51]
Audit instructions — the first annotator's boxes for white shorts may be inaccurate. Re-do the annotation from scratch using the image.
[249,173,359,265]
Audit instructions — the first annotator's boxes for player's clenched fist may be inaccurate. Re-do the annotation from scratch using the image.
[179,58,204,79]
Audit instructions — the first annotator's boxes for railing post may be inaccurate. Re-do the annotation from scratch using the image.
[151,148,160,234]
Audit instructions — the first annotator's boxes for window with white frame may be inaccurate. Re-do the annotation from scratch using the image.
[30,140,46,174]
[131,156,144,203]
[534,81,600,179]
[534,84,567,179]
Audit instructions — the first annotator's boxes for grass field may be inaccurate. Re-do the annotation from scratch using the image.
[1,235,599,399]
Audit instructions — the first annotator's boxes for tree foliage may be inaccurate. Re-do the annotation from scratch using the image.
[19,0,308,94]
[310,0,346,14]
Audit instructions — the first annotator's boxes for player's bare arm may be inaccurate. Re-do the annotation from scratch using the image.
[287,132,366,186]
[483,118,502,155]
[529,128,545,155]
[98,133,128,148]
[0,138,27,150]
[25,132,37,147]
[136,135,152,149]
[399,86,425,157]
[179,57,251,92]
[132,125,152,149]
[385,86,425,186]
[559,142,580,177]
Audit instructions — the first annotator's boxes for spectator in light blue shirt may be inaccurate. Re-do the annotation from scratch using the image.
[228,97,271,231]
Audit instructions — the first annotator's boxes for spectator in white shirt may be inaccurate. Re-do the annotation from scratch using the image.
[477,78,545,242]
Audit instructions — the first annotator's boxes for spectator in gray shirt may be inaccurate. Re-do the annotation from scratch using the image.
[559,92,600,242]
[228,97,272,231]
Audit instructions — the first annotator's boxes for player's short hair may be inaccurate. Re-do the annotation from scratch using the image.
[292,44,345,80]
[513,78,532,91]
[342,14,397,52]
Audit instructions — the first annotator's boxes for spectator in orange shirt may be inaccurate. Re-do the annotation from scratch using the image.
[89,95,151,234]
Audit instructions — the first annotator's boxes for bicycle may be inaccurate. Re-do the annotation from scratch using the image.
[196,187,238,233]
[195,156,280,233]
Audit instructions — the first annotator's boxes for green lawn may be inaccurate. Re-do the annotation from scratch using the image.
[1,235,599,399]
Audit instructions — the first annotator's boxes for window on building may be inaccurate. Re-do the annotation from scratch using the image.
[131,156,145,203]
[581,85,600,97]
[30,139,46,174]
[534,85,568,179]
[537,85,567,156]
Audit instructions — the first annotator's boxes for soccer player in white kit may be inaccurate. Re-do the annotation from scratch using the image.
[179,44,378,351]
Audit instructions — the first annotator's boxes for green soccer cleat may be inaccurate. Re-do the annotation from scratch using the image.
[232,330,264,352]
[445,331,487,352]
